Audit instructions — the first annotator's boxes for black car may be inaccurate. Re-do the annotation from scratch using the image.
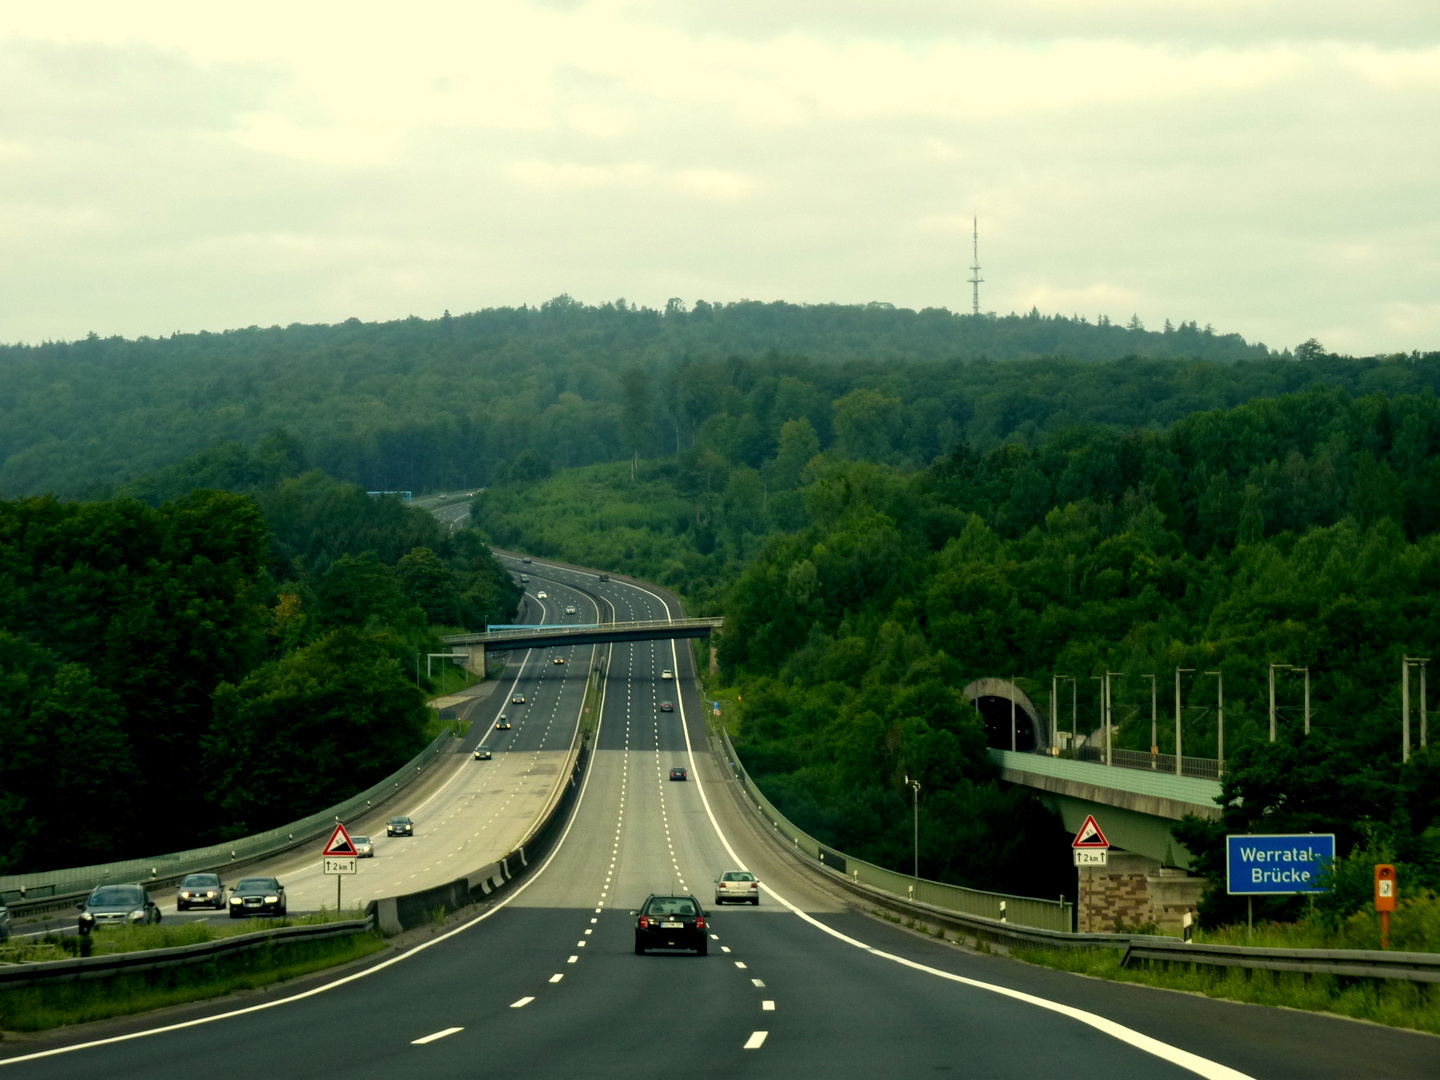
[598,573,609,582]
[177,872,226,911]
[511,694,526,704]
[229,877,287,918]
[495,717,512,730]
[669,767,688,781]
[659,701,674,712]
[388,816,415,836]
[78,884,160,934]
[634,894,707,955]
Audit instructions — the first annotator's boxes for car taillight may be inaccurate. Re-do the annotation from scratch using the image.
[751,883,759,889]
[639,916,648,928]
[696,917,706,929]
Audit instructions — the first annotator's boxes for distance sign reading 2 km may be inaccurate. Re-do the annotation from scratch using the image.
[1226,833,1335,895]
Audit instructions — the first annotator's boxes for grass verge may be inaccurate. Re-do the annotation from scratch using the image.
[0,929,387,1033]
[1013,946,1440,1035]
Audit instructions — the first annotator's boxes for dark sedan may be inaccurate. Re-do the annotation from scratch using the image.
[659,701,674,712]
[78,884,160,934]
[176,873,226,910]
[229,877,287,918]
[388,816,415,837]
[669,767,688,781]
[634,894,707,955]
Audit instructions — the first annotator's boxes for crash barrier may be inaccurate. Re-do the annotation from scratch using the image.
[0,732,457,914]
[717,728,1074,932]
[1120,937,1440,984]
[721,731,1440,987]
[367,740,592,936]
[0,917,374,989]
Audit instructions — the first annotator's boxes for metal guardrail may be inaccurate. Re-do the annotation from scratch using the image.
[717,728,1074,932]
[0,917,375,988]
[1071,745,1223,781]
[1121,938,1440,983]
[0,731,456,906]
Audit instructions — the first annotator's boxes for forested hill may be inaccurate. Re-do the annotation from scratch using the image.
[0,296,1381,501]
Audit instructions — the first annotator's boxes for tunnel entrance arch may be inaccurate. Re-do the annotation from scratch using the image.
[963,678,1048,753]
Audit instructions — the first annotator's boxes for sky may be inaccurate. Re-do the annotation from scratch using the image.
[1,1,1437,354]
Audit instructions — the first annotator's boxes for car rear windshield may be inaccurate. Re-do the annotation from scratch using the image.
[646,897,698,916]
[182,875,220,887]
[91,886,144,905]
[722,872,755,882]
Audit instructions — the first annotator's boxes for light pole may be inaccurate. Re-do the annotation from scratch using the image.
[1142,674,1158,765]
[1090,676,1104,755]
[1175,667,1194,774]
[1403,657,1430,761]
[1105,672,1122,767]
[1206,670,1224,776]
[1269,662,1291,742]
[905,776,921,878]
[1010,677,1018,752]
[1292,666,1310,734]
[1053,675,1074,755]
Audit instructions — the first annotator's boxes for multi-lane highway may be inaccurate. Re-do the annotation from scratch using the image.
[3,560,1435,1077]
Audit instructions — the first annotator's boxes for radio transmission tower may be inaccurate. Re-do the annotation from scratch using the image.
[967,217,983,316]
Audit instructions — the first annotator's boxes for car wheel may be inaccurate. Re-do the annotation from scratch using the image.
[634,937,646,955]
[752,897,760,906]
[177,902,187,912]
[696,939,708,956]
[279,904,288,917]
[229,911,241,919]
[154,910,162,924]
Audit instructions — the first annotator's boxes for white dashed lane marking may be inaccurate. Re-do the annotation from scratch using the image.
[412,1027,463,1045]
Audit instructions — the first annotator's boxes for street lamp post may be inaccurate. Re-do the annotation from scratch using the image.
[1292,666,1310,734]
[1269,662,1291,742]
[1105,672,1121,767]
[1010,677,1018,752]
[905,776,921,879]
[1090,676,1104,756]
[1175,667,1194,775]
[1142,674,1158,766]
[1206,670,1224,777]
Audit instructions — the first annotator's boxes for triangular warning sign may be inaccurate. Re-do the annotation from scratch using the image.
[1072,814,1110,849]
[322,822,357,856]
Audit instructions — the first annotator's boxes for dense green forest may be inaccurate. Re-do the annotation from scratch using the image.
[8,295,1437,500]
[0,476,521,874]
[478,385,1440,910]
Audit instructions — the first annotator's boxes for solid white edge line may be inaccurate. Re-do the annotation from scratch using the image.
[0,615,617,1069]
[411,1026,464,1045]
[655,595,1256,1080]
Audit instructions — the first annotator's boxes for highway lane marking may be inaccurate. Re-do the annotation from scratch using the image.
[734,961,747,969]
[0,622,615,1070]
[659,630,1258,1080]
[743,1031,768,1050]
[762,1001,775,1011]
[721,946,731,953]
[412,1027,463,1045]
[550,974,564,983]
[751,979,765,987]
[510,997,535,1008]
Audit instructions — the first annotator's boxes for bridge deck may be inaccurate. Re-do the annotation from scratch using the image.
[442,617,723,650]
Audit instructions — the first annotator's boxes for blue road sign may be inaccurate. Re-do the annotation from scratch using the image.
[1226,833,1335,895]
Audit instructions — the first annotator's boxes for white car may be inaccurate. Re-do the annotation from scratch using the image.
[564,605,577,615]
[537,591,548,599]
[661,669,673,680]
[715,871,760,905]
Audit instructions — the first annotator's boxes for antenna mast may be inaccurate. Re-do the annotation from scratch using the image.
[968,216,983,316]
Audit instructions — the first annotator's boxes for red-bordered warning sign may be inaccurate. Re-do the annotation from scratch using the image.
[322,822,357,857]
[1072,814,1110,849]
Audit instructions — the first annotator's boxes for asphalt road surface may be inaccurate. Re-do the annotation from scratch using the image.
[4,561,1435,1078]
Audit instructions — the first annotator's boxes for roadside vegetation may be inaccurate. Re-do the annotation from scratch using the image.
[1014,941,1440,1036]
[0,472,520,875]
[0,925,386,1034]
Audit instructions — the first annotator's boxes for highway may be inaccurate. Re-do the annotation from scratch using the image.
[3,561,1436,1077]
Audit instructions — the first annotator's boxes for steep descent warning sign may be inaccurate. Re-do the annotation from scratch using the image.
[1072,815,1110,849]
[322,822,357,857]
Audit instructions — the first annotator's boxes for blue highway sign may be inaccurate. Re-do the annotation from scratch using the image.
[1226,833,1335,895]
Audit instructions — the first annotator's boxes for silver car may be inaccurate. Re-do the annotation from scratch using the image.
[354,836,374,858]
[176,872,226,911]
[715,871,760,905]
[78,884,160,933]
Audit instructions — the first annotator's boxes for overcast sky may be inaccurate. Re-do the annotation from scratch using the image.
[2,1,1437,354]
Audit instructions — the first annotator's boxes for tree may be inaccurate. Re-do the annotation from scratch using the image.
[396,546,463,626]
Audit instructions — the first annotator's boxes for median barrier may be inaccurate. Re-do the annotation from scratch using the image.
[1,731,458,918]
[366,740,592,936]
[0,917,374,989]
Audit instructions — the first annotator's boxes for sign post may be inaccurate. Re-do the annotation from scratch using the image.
[1225,833,1335,941]
[1374,864,1397,949]
[322,823,360,911]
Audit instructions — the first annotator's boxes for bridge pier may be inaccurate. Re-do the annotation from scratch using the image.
[462,643,486,678]
[1077,852,1205,935]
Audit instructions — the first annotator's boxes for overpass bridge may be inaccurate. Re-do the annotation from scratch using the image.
[441,617,724,676]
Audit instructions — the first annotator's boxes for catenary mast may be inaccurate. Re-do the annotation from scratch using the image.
[968,217,983,316]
